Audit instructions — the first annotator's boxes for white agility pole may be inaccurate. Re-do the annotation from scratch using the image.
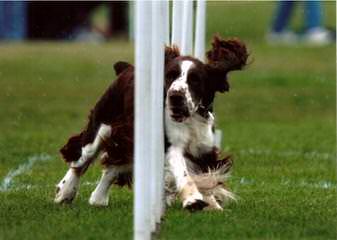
[134,1,153,240]
[194,0,206,61]
[171,0,183,48]
[163,0,170,46]
[156,0,169,224]
[214,129,223,148]
[134,0,209,238]
[181,0,194,55]
[150,0,166,232]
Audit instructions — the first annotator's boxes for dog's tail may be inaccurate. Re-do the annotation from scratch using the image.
[113,61,132,76]
[60,133,83,163]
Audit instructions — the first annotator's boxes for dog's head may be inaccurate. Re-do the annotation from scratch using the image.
[165,35,248,122]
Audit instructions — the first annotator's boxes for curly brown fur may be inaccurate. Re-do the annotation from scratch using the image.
[206,35,248,71]
[205,35,248,93]
[165,45,180,64]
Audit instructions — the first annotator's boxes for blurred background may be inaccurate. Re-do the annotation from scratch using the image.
[0,1,336,240]
[0,1,335,43]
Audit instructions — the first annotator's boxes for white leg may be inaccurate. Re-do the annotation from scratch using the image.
[166,146,208,211]
[55,124,111,204]
[71,124,111,169]
[89,164,131,206]
[54,168,80,203]
[89,167,116,206]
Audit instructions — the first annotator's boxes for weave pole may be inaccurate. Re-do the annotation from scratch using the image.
[181,0,194,55]
[134,0,207,239]
[171,0,183,49]
[134,1,153,240]
[194,0,206,61]
[134,1,167,239]
[150,0,166,232]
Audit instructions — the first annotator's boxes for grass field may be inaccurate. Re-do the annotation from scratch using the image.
[0,2,336,240]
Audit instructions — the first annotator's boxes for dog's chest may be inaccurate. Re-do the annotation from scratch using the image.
[165,112,215,156]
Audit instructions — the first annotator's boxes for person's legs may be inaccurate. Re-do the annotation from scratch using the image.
[0,2,5,38]
[305,0,322,30]
[271,1,296,33]
[9,1,27,40]
[27,2,98,40]
[303,0,333,45]
[0,1,26,40]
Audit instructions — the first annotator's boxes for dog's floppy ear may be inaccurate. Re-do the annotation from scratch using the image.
[165,45,180,65]
[114,61,132,76]
[206,35,248,92]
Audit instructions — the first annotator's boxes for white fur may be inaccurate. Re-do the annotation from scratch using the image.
[165,112,214,156]
[55,124,111,204]
[167,60,196,112]
[89,164,132,206]
[187,113,215,157]
[182,191,204,208]
[166,146,189,190]
[54,168,80,203]
[170,61,193,92]
[71,124,111,168]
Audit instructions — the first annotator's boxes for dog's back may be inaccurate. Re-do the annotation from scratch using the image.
[60,62,134,168]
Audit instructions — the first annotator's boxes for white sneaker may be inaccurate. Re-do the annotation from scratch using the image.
[302,27,334,46]
[266,30,298,45]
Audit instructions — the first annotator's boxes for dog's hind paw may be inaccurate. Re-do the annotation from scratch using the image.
[183,193,208,212]
[89,192,109,207]
[184,199,209,212]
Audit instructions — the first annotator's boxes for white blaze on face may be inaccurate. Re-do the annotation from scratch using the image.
[168,60,195,111]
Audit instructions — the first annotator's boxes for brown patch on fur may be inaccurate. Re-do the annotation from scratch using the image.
[114,61,132,76]
[114,172,133,188]
[100,117,133,166]
[165,45,180,65]
[207,35,248,71]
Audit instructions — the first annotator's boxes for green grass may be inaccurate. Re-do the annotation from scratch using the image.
[0,2,336,240]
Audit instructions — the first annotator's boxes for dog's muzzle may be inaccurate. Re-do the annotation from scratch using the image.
[168,90,190,122]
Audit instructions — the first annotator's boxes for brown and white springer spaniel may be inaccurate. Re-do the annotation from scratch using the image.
[54,35,248,211]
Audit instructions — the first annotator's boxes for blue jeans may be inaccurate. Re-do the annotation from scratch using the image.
[0,1,27,40]
[271,1,322,33]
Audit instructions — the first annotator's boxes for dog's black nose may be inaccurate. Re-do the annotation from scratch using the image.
[169,94,184,106]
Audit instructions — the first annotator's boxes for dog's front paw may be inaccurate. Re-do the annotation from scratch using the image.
[182,193,208,212]
[54,169,79,204]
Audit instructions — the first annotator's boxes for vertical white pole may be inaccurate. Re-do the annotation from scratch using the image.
[134,1,152,240]
[156,0,168,224]
[150,0,166,232]
[163,0,170,46]
[214,129,223,148]
[181,0,193,55]
[194,0,206,61]
[171,0,183,49]
[128,1,135,40]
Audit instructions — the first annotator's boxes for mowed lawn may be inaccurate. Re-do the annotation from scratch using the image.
[0,2,335,240]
